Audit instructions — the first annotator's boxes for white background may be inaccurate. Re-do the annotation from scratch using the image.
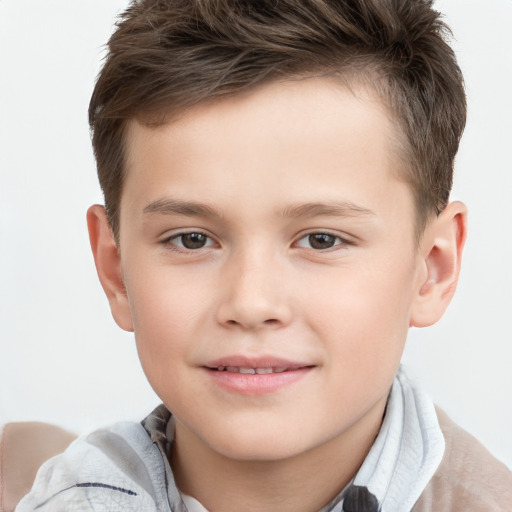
[1,0,511,469]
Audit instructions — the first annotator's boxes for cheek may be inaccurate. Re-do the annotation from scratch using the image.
[127,257,209,330]
[125,269,209,383]
[303,260,414,367]
[306,279,411,419]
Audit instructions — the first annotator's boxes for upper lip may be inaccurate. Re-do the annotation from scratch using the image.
[204,355,313,370]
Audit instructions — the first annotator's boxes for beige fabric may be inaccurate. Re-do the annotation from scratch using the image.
[0,422,76,512]
[412,407,512,512]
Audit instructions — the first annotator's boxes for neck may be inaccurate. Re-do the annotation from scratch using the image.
[170,400,386,512]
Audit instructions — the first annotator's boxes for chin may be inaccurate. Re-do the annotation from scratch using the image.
[200,420,321,462]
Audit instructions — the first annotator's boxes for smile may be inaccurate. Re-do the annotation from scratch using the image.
[203,357,314,395]
[215,366,288,374]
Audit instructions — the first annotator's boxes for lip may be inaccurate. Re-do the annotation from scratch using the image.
[202,355,315,395]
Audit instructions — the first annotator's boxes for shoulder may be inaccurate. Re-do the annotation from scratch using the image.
[15,421,169,512]
[412,406,512,512]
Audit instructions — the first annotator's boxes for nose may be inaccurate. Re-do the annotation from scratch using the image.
[215,248,293,331]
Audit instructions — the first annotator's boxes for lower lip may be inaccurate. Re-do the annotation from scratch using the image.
[204,367,313,395]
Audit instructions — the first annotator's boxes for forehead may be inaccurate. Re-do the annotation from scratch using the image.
[121,78,413,230]
[127,77,393,149]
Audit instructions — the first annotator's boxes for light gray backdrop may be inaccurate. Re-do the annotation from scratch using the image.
[1,0,511,468]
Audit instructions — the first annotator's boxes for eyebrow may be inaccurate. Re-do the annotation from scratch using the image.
[278,201,375,219]
[142,198,375,220]
[143,199,221,218]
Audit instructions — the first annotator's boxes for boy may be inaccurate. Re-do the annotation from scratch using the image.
[17,0,512,510]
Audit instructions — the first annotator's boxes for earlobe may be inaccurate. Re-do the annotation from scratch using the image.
[410,201,468,328]
[87,205,134,332]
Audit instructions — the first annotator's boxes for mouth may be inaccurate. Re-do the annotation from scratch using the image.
[203,357,315,395]
[204,355,313,373]
[209,366,306,374]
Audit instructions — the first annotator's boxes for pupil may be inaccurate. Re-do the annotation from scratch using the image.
[309,233,335,249]
[182,233,207,249]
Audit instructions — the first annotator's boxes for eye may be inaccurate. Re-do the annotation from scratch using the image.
[296,233,346,250]
[167,232,214,250]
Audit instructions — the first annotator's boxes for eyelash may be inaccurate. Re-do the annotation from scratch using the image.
[161,231,216,252]
[295,232,352,251]
[161,230,353,253]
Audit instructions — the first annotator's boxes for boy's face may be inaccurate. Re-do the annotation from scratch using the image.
[112,78,428,460]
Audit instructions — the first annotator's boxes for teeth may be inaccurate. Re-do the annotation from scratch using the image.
[239,367,256,374]
[216,366,288,374]
[255,368,273,374]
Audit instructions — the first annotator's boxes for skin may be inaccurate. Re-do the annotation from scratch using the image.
[88,78,467,512]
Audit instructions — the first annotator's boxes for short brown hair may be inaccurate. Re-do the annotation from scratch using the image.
[89,0,466,241]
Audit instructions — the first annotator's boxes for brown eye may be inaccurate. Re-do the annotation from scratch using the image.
[308,233,337,249]
[177,233,209,249]
[296,232,346,251]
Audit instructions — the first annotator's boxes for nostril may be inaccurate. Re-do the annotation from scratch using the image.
[224,318,279,328]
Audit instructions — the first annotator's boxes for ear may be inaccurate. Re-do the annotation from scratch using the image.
[410,201,468,328]
[87,205,134,332]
